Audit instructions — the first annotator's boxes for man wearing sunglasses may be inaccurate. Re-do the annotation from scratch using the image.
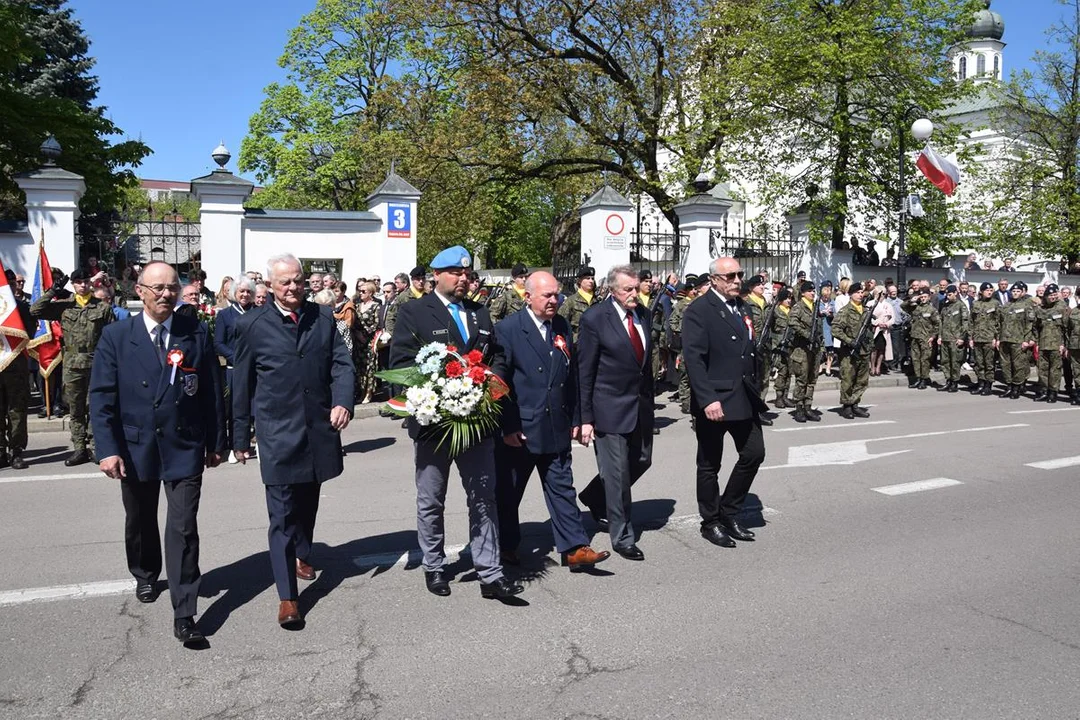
[680,257,768,549]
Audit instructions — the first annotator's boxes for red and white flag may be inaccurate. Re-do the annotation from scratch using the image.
[915,144,960,196]
[0,259,29,372]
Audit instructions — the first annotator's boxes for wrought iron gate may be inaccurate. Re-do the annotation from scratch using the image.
[708,224,801,284]
[630,231,689,281]
[75,208,201,281]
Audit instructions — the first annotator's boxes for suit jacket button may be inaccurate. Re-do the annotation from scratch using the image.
[731,335,737,340]
[153,401,159,408]
[141,380,148,387]
[538,367,544,373]
[304,388,309,394]
[156,427,163,436]
[299,352,304,358]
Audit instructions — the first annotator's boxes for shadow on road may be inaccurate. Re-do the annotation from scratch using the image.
[342,436,396,454]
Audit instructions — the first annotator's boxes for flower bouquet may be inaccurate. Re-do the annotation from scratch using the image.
[196,303,218,333]
[376,342,509,457]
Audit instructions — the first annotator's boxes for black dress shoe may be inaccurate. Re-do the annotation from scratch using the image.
[135,582,159,603]
[480,576,525,599]
[700,526,736,548]
[719,517,756,541]
[424,570,451,597]
[174,617,205,647]
[9,452,26,470]
[588,509,609,533]
[64,449,90,467]
[613,544,645,560]
[758,413,773,426]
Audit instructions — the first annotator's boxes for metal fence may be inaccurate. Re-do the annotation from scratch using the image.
[75,210,202,282]
[630,231,689,281]
[709,226,801,283]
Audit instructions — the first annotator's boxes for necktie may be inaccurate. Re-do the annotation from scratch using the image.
[289,311,299,324]
[626,311,645,365]
[155,325,167,366]
[449,302,469,342]
[543,320,553,348]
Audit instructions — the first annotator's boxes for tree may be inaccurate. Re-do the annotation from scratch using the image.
[966,0,1080,265]
[0,0,149,219]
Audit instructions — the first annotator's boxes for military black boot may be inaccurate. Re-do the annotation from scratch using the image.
[1048,390,1058,403]
[1010,384,1021,399]
[793,406,807,423]
[969,380,982,395]
[64,449,90,467]
[1072,391,1080,406]
[947,380,959,393]
[983,380,994,395]
[908,377,919,389]
[1032,387,1047,402]
[917,378,929,390]
[772,396,787,409]
[852,405,870,418]
[807,407,822,421]
[838,404,855,419]
[9,451,26,470]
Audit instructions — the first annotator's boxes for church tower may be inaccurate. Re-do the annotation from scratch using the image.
[950,0,1005,83]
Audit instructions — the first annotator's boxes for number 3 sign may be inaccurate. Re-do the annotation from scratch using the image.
[388,203,412,238]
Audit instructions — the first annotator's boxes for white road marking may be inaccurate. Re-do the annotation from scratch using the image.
[1025,456,1080,471]
[760,424,1029,470]
[1007,407,1080,415]
[0,472,102,485]
[770,421,895,433]
[0,579,134,607]
[872,477,963,496]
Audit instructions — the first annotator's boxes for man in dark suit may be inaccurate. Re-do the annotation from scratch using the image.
[681,257,768,549]
[390,245,524,600]
[90,261,225,647]
[213,276,256,461]
[232,253,354,629]
[576,264,655,561]
[995,278,1011,305]
[493,271,610,571]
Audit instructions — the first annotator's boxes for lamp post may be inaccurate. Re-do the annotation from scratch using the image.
[873,111,933,292]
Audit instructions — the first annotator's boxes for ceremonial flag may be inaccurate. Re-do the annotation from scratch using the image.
[915,144,960,196]
[27,237,63,378]
[0,259,29,372]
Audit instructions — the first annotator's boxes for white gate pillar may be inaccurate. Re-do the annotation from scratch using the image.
[579,185,632,276]
[674,177,730,276]
[366,165,420,280]
[14,137,84,275]
[191,144,253,282]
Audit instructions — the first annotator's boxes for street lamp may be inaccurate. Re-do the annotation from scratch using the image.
[873,110,933,292]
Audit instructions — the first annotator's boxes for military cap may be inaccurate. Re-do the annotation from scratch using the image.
[70,268,91,281]
[409,265,426,279]
[638,269,652,282]
[1046,283,1060,294]
[577,266,595,279]
[848,282,863,294]
[979,281,994,292]
[796,270,807,279]
[746,274,765,289]
[684,273,698,287]
[799,281,815,294]
[1010,281,1025,291]
[945,284,958,293]
[776,287,793,304]
[511,263,529,278]
[430,246,472,270]
[693,273,711,289]
[820,280,833,289]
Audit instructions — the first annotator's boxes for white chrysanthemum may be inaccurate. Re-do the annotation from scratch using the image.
[416,342,448,374]
[405,385,442,425]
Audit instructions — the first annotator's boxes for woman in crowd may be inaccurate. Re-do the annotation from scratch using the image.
[214,276,234,309]
[327,282,355,358]
[818,281,836,377]
[353,281,381,404]
[870,286,895,376]
[831,278,851,365]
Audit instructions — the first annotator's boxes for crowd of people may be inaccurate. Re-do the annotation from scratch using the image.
[7,247,1078,649]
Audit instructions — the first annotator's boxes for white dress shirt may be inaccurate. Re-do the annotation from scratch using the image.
[141,312,173,349]
[611,297,646,351]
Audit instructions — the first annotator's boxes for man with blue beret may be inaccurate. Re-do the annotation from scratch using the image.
[390,245,524,600]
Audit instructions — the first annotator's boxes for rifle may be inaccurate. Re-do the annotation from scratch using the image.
[757,302,776,353]
[809,300,821,354]
[850,300,876,354]
[775,315,794,357]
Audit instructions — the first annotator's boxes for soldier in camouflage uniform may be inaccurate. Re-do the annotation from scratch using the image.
[1066,300,1080,405]
[936,284,970,393]
[1033,283,1069,402]
[0,269,33,470]
[30,267,116,465]
[968,282,1000,395]
[557,265,597,343]
[901,286,939,389]
[489,263,528,323]
[832,282,873,419]
[669,275,698,415]
[995,281,1036,399]
[768,288,794,407]
[384,266,427,339]
[742,275,770,402]
[788,281,823,423]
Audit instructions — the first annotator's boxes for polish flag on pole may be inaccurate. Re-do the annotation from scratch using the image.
[915,144,960,196]
[27,233,63,378]
[0,259,29,372]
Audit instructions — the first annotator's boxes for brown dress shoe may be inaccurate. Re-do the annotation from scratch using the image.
[296,558,317,581]
[278,600,303,629]
[563,545,611,572]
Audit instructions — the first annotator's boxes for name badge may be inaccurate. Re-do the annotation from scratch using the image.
[433,329,448,336]
[987,307,996,313]
[1052,313,1063,320]
[1014,308,1025,314]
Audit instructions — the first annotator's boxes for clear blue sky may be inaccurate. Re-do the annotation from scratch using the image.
[71,0,1060,183]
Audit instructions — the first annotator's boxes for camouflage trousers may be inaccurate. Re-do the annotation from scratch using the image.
[677,356,691,414]
[758,352,772,401]
[0,361,29,452]
[839,350,870,406]
[973,342,996,382]
[910,337,933,379]
[939,340,964,382]
[999,342,1030,385]
[64,365,93,452]
[1038,348,1064,391]
[772,353,791,400]
[789,347,819,408]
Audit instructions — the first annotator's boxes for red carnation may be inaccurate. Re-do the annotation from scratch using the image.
[446,360,464,378]
[466,350,483,365]
[468,366,486,384]
[446,345,457,353]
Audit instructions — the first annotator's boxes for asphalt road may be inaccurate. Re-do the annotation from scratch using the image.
[2,383,1079,719]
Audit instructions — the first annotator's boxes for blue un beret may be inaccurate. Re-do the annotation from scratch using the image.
[430,245,472,270]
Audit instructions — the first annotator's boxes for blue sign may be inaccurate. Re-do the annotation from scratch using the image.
[387,203,412,238]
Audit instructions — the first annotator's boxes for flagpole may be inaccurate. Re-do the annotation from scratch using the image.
[44,374,51,420]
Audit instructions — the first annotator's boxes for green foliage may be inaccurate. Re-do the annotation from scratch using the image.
[0,0,150,219]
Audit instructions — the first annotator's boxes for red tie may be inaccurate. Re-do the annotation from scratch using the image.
[626,311,645,365]
[289,311,299,324]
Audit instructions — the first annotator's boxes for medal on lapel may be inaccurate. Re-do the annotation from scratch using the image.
[743,315,754,340]
[167,348,184,385]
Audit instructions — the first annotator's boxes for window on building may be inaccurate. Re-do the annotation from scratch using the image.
[977,54,986,76]
[993,55,1000,79]
[959,56,967,80]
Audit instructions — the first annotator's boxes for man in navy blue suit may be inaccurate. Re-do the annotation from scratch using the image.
[90,261,225,647]
[493,271,610,571]
[213,276,256,461]
[576,264,655,561]
[232,253,354,629]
